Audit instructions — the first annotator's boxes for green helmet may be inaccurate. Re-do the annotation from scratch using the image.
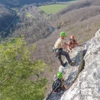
[57,72,63,79]
[60,32,66,37]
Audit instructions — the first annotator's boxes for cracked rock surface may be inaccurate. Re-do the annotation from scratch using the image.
[60,29,100,100]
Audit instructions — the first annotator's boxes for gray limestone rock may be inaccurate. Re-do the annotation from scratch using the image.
[60,29,100,100]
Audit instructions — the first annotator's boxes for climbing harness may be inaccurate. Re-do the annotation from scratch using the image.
[52,47,62,58]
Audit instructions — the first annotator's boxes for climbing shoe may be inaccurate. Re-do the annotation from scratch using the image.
[63,62,68,67]
[70,61,76,66]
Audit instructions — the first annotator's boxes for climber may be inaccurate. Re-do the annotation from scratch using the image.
[53,32,75,67]
[45,72,74,100]
[68,35,79,52]
[52,72,74,92]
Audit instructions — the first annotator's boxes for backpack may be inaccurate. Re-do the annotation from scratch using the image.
[52,78,62,92]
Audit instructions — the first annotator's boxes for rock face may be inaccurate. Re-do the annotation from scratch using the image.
[45,46,85,100]
[60,29,100,100]
[45,29,100,100]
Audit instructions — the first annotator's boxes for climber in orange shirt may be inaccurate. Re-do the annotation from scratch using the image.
[68,35,79,52]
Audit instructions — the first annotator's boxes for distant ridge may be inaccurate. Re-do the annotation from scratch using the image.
[0,0,76,7]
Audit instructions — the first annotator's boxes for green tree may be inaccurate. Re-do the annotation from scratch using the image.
[0,37,47,100]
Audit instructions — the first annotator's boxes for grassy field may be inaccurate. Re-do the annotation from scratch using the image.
[39,4,68,14]
[39,0,77,14]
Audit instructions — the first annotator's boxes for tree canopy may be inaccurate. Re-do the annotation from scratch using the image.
[0,37,47,100]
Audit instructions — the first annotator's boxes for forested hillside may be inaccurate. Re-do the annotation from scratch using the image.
[0,4,53,42]
[0,0,75,7]
[0,4,15,37]
[11,5,53,43]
